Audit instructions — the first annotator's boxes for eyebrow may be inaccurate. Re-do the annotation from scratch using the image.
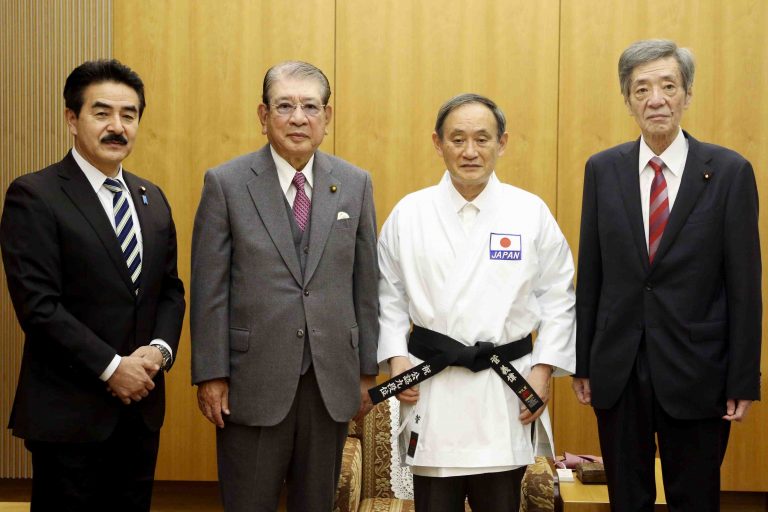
[273,96,322,103]
[633,73,679,84]
[92,101,138,113]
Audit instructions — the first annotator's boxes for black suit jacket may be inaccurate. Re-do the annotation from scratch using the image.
[1,152,186,442]
[575,132,761,419]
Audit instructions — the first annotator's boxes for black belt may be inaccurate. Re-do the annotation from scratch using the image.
[369,326,543,413]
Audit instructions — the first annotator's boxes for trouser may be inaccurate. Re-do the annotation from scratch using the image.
[216,367,349,512]
[413,466,526,512]
[595,344,730,512]
[26,407,159,512]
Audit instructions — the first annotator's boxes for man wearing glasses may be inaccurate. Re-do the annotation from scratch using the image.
[190,61,379,512]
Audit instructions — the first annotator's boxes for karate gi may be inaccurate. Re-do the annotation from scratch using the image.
[378,171,576,476]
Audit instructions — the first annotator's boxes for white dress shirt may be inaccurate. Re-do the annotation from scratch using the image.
[638,128,689,249]
[71,148,173,381]
[271,146,314,205]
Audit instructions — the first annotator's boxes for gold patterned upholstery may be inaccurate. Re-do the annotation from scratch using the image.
[520,456,556,512]
[336,401,555,512]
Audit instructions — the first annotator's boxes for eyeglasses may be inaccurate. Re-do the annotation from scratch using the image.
[269,102,326,117]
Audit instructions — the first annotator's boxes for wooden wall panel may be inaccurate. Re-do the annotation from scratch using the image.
[554,0,768,491]
[0,0,112,479]
[335,0,561,222]
[113,0,336,481]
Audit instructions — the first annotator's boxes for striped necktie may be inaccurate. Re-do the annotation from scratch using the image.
[103,178,142,288]
[648,157,669,264]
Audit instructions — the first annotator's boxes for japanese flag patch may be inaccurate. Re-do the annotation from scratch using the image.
[489,233,522,260]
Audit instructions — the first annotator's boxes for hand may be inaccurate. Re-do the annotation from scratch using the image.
[131,345,164,379]
[723,399,752,422]
[106,356,158,404]
[197,378,230,428]
[354,375,377,422]
[390,356,419,404]
[572,377,592,405]
[519,364,552,425]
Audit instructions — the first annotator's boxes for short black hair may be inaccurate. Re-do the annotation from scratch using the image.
[63,59,146,118]
[435,93,506,140]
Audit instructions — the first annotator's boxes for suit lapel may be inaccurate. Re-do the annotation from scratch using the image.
[57,153,136,293]
[246,149,303,286]
[615,140,651,272]
[650,133,710,268]
[304,152,341,284]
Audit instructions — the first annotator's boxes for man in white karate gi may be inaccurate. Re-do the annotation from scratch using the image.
[376,93,576,511]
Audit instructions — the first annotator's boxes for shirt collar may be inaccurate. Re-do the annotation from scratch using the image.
[71,147,127,194]
[271,145,314,194]
[639,128,688,177]
[442,170,497,214]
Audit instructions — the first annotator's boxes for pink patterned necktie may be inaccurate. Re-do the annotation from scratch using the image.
[292,171,311,231]
[648,156,669,263]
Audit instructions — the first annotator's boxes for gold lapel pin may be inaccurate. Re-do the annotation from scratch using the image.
[703,170,712,181]
[330,185,337,193]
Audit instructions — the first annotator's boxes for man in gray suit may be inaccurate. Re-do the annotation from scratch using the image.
[190,61,379,512]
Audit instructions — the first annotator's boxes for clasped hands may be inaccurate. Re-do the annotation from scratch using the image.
[106,346,164,405]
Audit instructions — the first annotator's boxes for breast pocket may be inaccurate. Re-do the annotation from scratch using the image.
[334,216,359,230]
[685,208,720,225]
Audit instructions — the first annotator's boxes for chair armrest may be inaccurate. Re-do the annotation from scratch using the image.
[521,455,556,511]
[335,436,362,512]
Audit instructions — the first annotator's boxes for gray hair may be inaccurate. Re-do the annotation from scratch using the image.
[619,39,695,100]
[435,93,506,140]
[262,61,331,105]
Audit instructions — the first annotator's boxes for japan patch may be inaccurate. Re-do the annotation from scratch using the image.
[489,233,522,260]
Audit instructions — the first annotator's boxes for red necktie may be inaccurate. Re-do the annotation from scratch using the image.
[648,157,669,263]
[292,172,311,231]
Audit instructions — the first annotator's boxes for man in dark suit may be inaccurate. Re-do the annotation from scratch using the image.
[573,39,761,511]
[0,59,185,511]
[191,61,379,512]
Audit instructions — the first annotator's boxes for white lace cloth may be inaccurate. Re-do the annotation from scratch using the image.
[387,398,414,499]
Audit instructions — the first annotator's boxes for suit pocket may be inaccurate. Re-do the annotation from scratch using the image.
[686,208,720,225]
[335,216,359,230]
[230,327,250,352]
[350,325,359,349]
[689,320,727,341]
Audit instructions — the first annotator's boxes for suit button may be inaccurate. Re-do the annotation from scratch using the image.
[645,284,652,291]
[303,246,309,254]
[297,329,305,338]
[304,290,310,296]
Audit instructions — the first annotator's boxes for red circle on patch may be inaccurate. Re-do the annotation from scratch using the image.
[500,237,511,248]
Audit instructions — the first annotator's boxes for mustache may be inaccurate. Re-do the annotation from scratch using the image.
[101,134,128,145]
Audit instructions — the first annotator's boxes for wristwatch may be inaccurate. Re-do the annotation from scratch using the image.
[154,345,172,371]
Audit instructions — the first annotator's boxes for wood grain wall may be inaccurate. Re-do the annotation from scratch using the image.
[0,0,113,479]
[1,0,765,491]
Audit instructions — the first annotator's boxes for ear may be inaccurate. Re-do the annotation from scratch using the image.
[257,104,269,134]
[323,104,333,125]
[497,132,509,157]
[432,132,444,157]
[683,87,693,110]
[65,109,78,136]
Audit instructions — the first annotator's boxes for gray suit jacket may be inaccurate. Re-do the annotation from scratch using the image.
[191,145,379,424]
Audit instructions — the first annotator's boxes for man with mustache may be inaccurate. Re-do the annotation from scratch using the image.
[191,61,379,511]
[574,39,761,510]
[0,59,185,511]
